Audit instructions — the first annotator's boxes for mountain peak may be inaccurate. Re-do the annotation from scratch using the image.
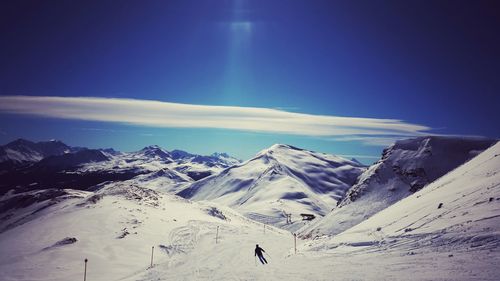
[269,143,297,150]
[141,145,163,150]
[257,144,301,156]
[1,138,73,164]
[350,158,363,166]
[170,149,195,159]
[6,138,35,147]
[138,145,171,159]
[210,152,230,158]
[37,149,109,169]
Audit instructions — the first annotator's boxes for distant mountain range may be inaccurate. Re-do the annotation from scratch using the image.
[0,139,79,168]
[0,139,241,195]
[0,136,497,232]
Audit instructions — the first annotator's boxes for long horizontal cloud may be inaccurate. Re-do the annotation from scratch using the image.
[329,135,412,146]
[0,96,431,138]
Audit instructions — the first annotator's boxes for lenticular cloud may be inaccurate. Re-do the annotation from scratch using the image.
[0,95,430,137]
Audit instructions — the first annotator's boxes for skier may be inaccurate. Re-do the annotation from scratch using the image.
[255,244,268,264]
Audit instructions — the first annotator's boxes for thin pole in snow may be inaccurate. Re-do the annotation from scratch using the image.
[83,258,88,281]
[150,246,154,268]
[263,223,266,234]
[294,233,297,254]
[216,226,219,244]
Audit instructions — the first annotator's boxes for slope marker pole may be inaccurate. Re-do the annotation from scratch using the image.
[150,246,154,268]
[83,258,88,281]
[216,226,219,244]
[294,233,297,254]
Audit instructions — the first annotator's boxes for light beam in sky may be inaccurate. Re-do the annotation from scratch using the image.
[222,0,254,101]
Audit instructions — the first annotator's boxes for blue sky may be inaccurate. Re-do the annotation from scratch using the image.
[0,0,499,163]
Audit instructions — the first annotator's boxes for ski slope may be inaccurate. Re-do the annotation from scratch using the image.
[0,181,285,281]
[0,140,499,281]
[299,141,500,279]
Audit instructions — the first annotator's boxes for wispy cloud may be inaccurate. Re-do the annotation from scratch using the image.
[0,96,432,139]
[330,135,408,147]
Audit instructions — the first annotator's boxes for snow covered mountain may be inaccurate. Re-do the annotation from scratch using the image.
[171,150,240,167]
[0,138,499,281]
[78,145,240,184]
[300,136,496,238]
[0,139,240,195]
[302,140,500,256]
[0,139,77,169]
[36,149,110,169]
[133,145,173,161]
[171,150,240,181]
[179,144,366,229]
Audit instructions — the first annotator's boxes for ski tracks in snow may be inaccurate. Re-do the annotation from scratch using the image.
[123,219,300,281]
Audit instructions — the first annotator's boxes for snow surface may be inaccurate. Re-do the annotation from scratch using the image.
[300,136,496,238]
[0,139,499,281]
[299,141,500,279]
[179,144,366,231]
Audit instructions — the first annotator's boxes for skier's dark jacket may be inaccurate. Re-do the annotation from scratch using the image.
[255,245,265,257]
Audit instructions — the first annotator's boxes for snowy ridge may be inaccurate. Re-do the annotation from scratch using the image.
[179,144,366,229]
[172,151,240,181]
[0,139,75,165]
[302,141,500,255]
[300,136,496,238]
[77,145,240,182]
[0,140,240,195]
[37,149,109,169]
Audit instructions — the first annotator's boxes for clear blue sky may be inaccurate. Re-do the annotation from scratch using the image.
[0,0,498,163]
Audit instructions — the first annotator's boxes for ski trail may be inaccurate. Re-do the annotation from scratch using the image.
[121,219,303,281]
